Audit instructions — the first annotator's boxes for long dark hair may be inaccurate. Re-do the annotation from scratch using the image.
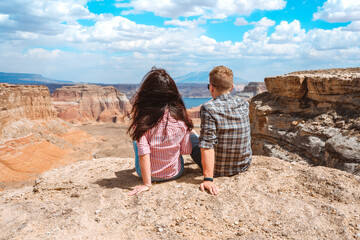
[127,67,193,141]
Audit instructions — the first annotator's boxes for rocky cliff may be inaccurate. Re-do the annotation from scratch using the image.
[250,67,360,175]
[52,85,131,124]
[0,84,98,184]
[0,83,56,131]
[1,155,359,239]
[243,82,267,95]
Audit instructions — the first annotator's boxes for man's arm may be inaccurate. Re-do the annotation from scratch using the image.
[200,148,218,195]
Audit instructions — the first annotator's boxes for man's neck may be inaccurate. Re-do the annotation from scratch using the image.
[212,91,231,99]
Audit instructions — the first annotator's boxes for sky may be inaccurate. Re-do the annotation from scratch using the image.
[0,0,359,84]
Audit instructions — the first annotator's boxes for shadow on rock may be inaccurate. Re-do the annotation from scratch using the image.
[95,163,203,189]
[94,168,142,190]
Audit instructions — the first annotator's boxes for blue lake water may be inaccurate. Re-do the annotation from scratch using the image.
[183,98,212,109]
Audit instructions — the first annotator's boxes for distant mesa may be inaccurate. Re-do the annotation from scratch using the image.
[0,72,73,85]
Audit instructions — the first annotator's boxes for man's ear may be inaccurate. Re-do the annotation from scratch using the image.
[230,84,234,92]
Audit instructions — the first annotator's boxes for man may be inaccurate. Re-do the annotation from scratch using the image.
[190,66,252,195]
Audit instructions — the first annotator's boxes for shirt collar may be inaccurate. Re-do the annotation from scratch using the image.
[214,93,231,101]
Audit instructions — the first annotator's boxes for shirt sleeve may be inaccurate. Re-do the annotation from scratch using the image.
[199,105,217,149]
[180,130,192,155]
[136,131,151,156]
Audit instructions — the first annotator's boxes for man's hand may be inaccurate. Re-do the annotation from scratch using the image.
[200,181,219,195]
[128,184,151,196]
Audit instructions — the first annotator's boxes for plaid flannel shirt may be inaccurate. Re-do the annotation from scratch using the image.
[199,94,252,177]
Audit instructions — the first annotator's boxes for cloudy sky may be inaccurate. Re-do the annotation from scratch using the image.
[0,0,359,83]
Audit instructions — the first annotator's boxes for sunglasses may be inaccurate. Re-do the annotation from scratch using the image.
[207,83,216,90]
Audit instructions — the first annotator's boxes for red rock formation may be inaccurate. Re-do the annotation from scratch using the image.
[250,67,360,175]
[0,83,57,131]
[0,84,98,183]
[52,85,131,124]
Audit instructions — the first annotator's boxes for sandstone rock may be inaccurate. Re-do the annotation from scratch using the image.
[306,75,360,106]
[265,75,306,99]
[265,67,360,105]
[1,156,359,239]
[243,82,267,95]
[0,83,98,184]
[0,119,98,183]
[0,83,56,132]
[52,85,131,124]
[251,68,360,175]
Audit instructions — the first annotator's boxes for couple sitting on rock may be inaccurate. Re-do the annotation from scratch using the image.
[127,66,252,196]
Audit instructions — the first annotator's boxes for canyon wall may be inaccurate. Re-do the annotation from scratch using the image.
[52,85,131,124]
[250,68,360,175]
[0,84,97,183]
[0,83,56,132]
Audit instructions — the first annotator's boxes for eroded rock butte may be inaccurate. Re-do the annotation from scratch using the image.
[52,84,131,124]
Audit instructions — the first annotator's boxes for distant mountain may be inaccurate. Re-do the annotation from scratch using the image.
[0,72,73,85]
[174,71,249,84]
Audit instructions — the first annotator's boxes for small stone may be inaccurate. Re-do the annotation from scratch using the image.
[175,185,181,188]
[95,209,101,215]
[17,224,27,231]
[157,227,164,232]
[234,221,239,225]
[237,228,246,236]
[276,210,281,214]
[94,218,100,223]
[71,193,80,198]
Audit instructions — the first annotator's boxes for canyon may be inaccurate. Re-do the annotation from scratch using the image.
[52,85,131,124]
[0,69,359,239]
[0,84,98,185]
[250,67,360,175]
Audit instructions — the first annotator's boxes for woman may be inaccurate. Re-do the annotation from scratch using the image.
[127,67,193,196]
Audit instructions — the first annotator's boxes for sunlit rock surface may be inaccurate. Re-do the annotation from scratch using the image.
[52,85,131,124]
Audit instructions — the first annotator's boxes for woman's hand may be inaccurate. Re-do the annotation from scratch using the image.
[128,184,152,196]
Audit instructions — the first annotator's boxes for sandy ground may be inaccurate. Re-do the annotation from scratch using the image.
[1,123,360,239]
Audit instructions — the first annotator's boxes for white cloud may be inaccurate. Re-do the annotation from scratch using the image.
[269,20,305,43]
[306,27,360,50]
[164,19,205,28]
[26,48,62,59]
[344,21,360,31]
[116,0,286,19]
[254,17,276,27]
[1,0,360,85]
[313,0,360,22]
[0,0,94,35]
[234,18,248,26]
[117,0,209,18]
[0,13,10,23]
[243,26,268,41]
[242,17,275,42]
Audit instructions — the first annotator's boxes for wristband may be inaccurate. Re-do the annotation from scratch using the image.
[204,177,213,182]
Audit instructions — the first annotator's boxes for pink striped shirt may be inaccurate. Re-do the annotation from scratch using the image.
[136,111,192,179]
